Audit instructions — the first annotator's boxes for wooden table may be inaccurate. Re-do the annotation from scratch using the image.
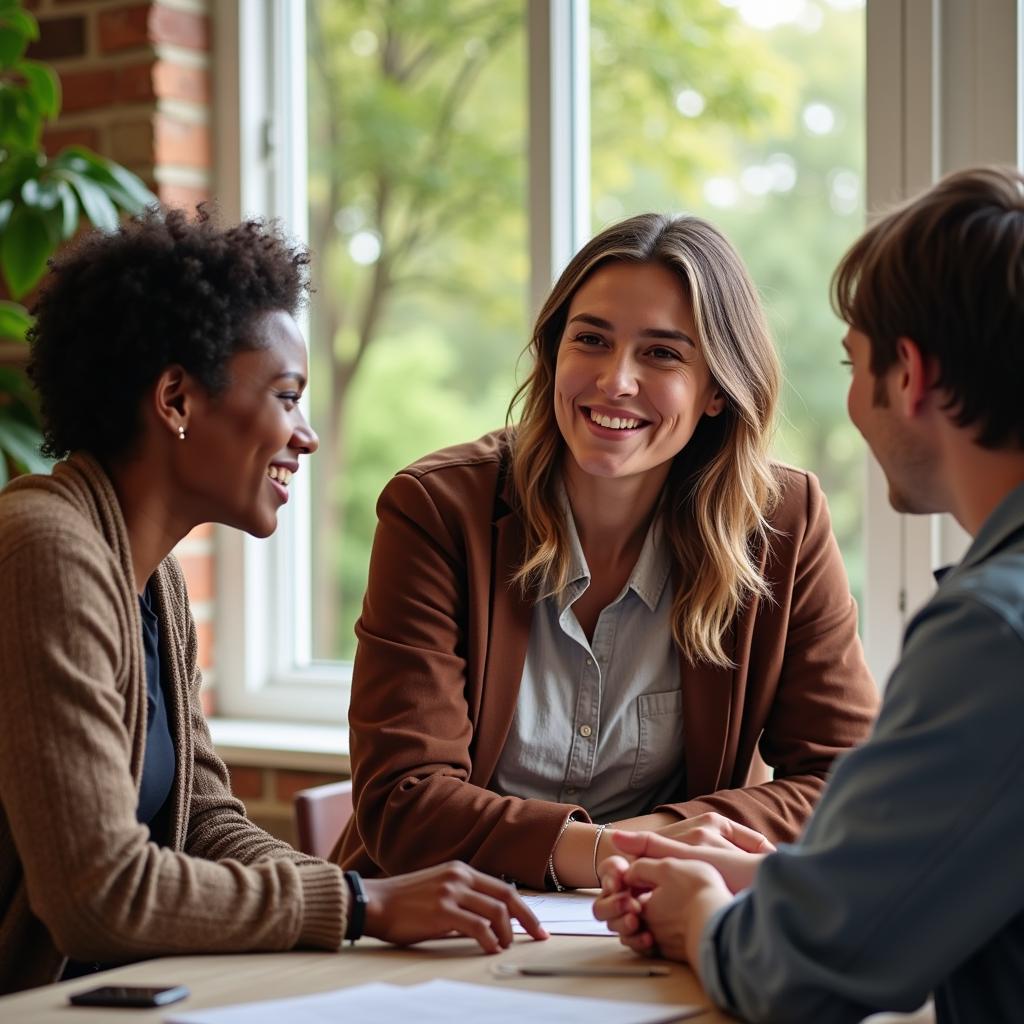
[0,933,936,1023]
[0,935,717,1022]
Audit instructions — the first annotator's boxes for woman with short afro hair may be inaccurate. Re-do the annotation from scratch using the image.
[0,208,544,995]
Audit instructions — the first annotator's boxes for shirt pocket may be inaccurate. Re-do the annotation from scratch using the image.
[629,689,684,791]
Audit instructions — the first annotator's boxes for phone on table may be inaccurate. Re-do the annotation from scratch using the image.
[68,984,190,1008]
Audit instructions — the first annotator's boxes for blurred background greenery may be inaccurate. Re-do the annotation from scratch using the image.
[305,0,865,660]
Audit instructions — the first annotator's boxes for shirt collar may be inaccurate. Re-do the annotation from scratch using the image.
[555,481,671,613]
[944,480,1024,584]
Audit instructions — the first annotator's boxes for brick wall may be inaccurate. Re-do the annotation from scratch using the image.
[28,0,212,210]
[231,767,349,849]
[27,0,218,704]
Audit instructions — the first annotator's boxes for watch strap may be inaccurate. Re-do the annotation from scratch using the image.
[343,870,368,943]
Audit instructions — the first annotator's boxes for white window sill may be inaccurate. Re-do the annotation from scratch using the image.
[209,717,350,774]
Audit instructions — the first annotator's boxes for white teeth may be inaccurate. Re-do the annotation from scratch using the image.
[589,409,641,430]
[267,466,293,485]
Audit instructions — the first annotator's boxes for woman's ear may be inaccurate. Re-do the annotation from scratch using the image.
[704,389,727,418]
[152,365,191,440]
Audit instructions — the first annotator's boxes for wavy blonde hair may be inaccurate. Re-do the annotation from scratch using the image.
[508,213,781,667]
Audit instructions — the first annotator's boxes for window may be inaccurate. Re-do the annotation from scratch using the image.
[213,0,1020,723]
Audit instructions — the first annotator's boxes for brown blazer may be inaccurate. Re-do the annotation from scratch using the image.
[335,431,878,888]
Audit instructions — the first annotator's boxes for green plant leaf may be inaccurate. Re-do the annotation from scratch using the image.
[0,149,41,203]
[0,366,37,412]
[60,146,157,211]
[19,60,61,119]
[63,169,119,231]
[0,8,38,41]
[55,178,78,238]
[4,92,39,149]
[21,176,60,211]
[0,412,49,475]
[0,29,25,67]
[0,299,31,342]
[0,203,49,297]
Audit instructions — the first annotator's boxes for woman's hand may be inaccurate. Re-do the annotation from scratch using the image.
[361,862,548,953]
[652,811,775,855]
[608,829,767,893]
[595,856,733,965]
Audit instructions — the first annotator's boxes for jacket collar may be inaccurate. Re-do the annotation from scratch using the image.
[942,480,1024,585]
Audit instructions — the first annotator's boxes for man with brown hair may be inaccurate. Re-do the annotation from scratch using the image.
[595,166,1024,1023]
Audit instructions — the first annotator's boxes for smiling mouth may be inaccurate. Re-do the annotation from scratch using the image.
[267,465,294,486]
[583,407,648,431]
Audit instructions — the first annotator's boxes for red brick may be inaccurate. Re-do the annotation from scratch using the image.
[153,59,208,104]
[108,118,153,166]
[117,62,157,104]
[97,3,150,52]
[59,67,119,113]
[98,4,209,54]
[150,5,208,51]
[274,770,346,803]
[178,551,214,603]
[26,15,86,60]
[195,617,213,670]
[158,181,210,213]
[230,766,265,800]
[42,125,100,157]
[154,112,209,169]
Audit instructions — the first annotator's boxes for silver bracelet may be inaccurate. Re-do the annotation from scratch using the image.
[547,813,577,892]
[591,823,609,886]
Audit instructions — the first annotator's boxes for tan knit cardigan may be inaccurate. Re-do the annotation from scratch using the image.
[0,454,347,994]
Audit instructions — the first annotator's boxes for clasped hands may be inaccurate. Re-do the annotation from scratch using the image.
[592,812,772,966]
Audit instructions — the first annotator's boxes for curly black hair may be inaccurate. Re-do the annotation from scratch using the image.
[28,206,311,460]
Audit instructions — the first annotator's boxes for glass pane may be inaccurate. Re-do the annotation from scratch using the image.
[305,2,527,660]
[590,0,866,601]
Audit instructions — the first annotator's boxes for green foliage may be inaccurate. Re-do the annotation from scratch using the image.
[305,0,808,658]
[0,0,158,480]
[584,0,866,596]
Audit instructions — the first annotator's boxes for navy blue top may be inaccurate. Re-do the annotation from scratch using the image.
[137,580,176,841]
[62,582,177,981]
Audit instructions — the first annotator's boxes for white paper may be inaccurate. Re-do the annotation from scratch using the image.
[512,889,614,936]
[167,978,702,1024]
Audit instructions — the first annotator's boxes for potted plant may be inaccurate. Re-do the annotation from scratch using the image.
[0,0,157,483]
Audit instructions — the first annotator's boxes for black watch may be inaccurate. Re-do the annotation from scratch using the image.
[343,870,368,943]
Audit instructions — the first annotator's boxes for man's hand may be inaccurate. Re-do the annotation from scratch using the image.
[361,862,548,953]
[594,854,732,966]
[609,829,767,893]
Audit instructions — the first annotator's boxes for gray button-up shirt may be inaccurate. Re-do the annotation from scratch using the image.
[492,495,683,823]
[700,481,1024,1024]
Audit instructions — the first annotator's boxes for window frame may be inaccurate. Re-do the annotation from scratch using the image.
[210,0,1021,723]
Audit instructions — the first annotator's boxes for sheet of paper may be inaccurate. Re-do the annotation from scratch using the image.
[167,978,703,1024]
[512,889,614,936]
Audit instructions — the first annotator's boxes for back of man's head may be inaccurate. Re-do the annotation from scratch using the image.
[833,165,1024,449]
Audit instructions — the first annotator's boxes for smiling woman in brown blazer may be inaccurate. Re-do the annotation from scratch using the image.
[336,213,878,891]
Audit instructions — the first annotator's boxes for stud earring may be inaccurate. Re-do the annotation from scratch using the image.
[178,425,187,441]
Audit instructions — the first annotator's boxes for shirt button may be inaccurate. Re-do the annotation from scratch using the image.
[579,724,593,738]
[566,786,577,795]
[586,658,593,666]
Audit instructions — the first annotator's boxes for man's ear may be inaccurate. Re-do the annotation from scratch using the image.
[152,365,192,440]
[894,336,933,416]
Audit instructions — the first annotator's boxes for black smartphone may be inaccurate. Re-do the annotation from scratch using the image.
[68,984,190,1008]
